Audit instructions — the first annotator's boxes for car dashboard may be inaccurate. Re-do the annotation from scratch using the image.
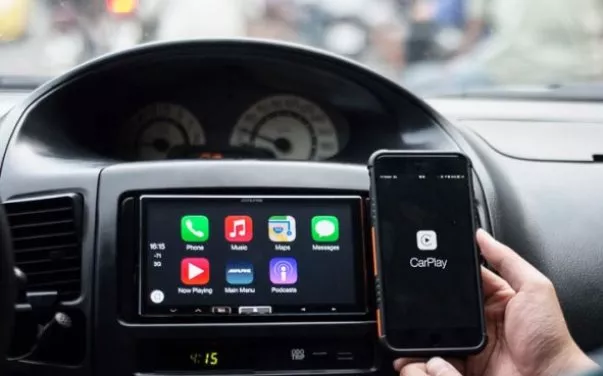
[26,49,418,165]
[1,40,602,376]
[99,67,375,162]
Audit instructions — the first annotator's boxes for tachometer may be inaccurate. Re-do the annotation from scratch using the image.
[120,103,205,160]
[229,95,340,160]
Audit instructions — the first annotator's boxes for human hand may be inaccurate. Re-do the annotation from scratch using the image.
[395,229,598,376]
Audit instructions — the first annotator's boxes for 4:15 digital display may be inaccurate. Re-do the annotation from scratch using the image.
[189,351,219,367]
[139,342,253,371]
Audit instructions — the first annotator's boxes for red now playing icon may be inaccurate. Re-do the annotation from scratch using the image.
[181,258,210,285]
[225,215,253,242]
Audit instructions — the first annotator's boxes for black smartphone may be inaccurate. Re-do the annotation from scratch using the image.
[368,150,486,355]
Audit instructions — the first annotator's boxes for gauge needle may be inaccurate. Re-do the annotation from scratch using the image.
[238,129,292,152]
[238,128,276,143]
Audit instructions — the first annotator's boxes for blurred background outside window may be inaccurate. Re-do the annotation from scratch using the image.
[1,0,603,95]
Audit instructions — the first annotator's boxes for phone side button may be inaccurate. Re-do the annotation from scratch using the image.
[370,202,377,222]
[371,227,378,276]
[374,279,382,305]
[376,308,383,338]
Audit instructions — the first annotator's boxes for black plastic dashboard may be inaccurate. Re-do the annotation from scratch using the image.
[1,39,602,376]
[41,61,392,162]
[1,41,451,166]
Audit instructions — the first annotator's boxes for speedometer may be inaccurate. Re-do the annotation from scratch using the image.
[120,103,205,160]
[229,95,340,160]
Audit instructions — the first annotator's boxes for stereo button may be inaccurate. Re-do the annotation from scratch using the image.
[239,306,272,314]
[212,306,232,314]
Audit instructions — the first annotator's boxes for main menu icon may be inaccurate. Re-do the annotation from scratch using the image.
[225,261,254,285]
[181,215,209,242]
[181,258,210,285]
[225,215,253,242]
[268,216,296,242]
[269,257,298,284]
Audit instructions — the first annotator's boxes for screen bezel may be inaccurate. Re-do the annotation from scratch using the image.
[371,152,486,353]
[138,195,368,319]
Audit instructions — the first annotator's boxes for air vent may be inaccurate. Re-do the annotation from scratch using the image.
[5,194,82,301]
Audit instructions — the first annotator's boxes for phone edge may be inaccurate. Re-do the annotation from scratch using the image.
[367,149,488,356]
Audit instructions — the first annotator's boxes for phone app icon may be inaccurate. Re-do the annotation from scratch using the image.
[416,230,438,251]
[268,216,296,242]
[181,215,209,242]
[311,216,339,242]
[269,257,298,284]
[180,258,210,285]
[225,215,253,242]
[225,261,254,285]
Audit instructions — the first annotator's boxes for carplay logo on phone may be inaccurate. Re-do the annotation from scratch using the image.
[410,257,448,270]
[416,230,437,251]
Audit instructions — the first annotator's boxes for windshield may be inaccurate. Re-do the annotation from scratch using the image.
[1,0,603,96]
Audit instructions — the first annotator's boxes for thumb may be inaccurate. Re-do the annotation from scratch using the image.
[426,357,463,376]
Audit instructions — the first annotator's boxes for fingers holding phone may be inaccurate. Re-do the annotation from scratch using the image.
[396,358,463,376]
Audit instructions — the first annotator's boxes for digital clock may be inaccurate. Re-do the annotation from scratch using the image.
[142,344,248,371]
[189,351,219,367]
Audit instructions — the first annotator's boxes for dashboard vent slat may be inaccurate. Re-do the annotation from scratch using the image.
[5,195,83,301]
[17,255,80,266]
[10,218,74,230]
[7,206,72,218]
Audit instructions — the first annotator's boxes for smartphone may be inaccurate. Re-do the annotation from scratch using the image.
[368,150,486,355]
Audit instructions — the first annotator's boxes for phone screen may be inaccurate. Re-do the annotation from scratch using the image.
[373,154,484,350]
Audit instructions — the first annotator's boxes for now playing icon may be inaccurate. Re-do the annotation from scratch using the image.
[181,258,210,285]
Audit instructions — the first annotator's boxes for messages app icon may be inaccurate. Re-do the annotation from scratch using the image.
[181,215,209,242]
[311,216,339,242]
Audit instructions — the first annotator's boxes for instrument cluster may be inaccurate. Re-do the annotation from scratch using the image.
[118,95,349,161]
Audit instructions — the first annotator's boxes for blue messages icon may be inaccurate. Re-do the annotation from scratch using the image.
[225,261,254,285]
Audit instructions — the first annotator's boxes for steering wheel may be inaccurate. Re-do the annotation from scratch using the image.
[0,202,15,368]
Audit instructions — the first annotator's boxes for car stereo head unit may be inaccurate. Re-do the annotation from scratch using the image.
[139,195,367,317]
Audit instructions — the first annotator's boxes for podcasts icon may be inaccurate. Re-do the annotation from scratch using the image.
[269,257,298,285]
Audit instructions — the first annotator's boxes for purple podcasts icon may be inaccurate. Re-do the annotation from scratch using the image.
[269,257,298,285]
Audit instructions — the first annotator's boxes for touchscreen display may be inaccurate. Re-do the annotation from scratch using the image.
[139,195,365,316]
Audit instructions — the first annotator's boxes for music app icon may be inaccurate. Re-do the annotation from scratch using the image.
[225,215,253,242]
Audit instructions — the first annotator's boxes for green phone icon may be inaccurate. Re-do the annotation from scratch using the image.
[181,215,209,242]
[311,216,339,242]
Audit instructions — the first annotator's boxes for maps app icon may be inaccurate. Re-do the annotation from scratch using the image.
[268,216,296,242]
